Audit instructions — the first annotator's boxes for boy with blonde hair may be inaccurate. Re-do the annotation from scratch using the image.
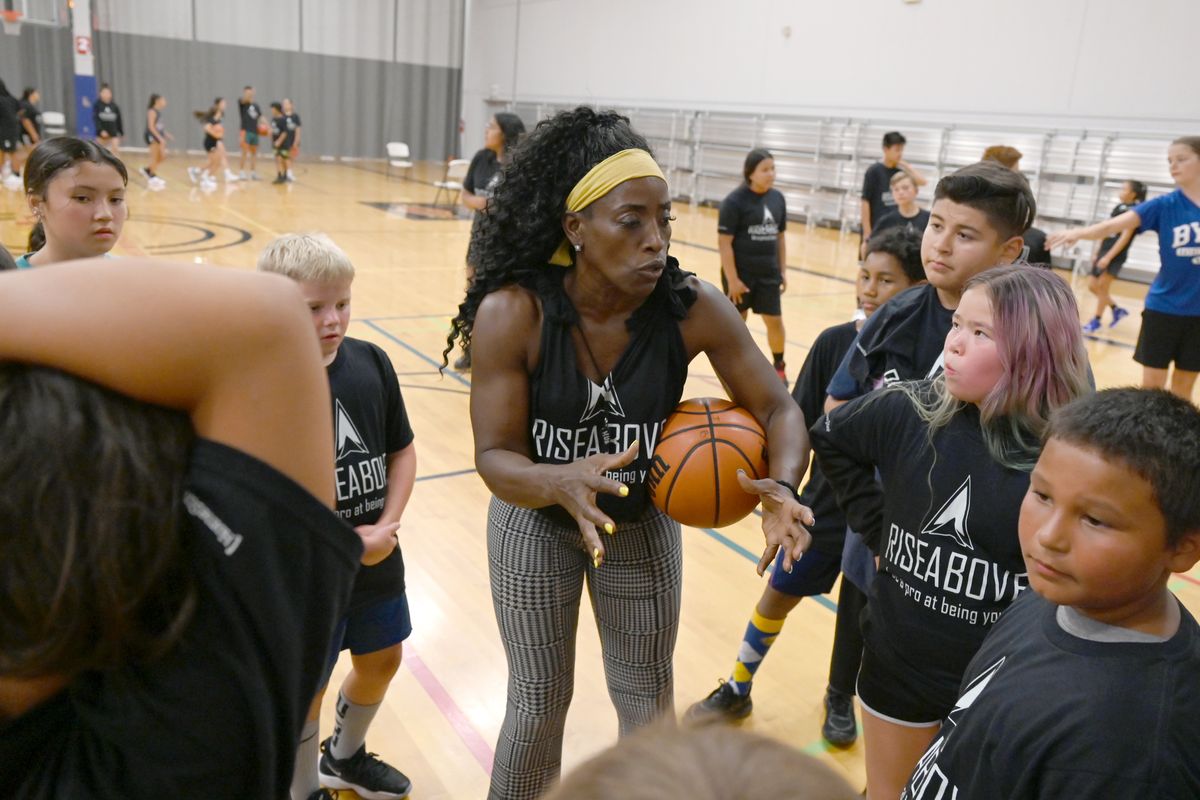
[260,233,418,800]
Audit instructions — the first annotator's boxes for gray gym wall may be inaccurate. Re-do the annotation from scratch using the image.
[0,0,464,161]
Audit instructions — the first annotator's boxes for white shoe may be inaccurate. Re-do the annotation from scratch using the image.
[2,174,21,191]
[148,177,166,191]
[249,171,261,181]
[200,178,218,192]
[224,170,240,182]
[286,169,294,181]
[187,166,201,184]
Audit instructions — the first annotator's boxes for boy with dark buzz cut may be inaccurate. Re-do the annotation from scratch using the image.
[259,233,418,800]
[902,388,1200,800]
[860,131,927,255]
[827,160,1035,409]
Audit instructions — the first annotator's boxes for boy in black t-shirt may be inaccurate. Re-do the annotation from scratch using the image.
[0,259,365,798]
[827,161,1035,408]
[237,85,263,180]
[903,389,1200,800]
[259,233,417,800]
[871,172,930,239]
[271,100,301,184]
[860,131,927,256]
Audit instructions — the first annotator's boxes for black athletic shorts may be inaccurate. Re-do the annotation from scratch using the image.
[203,135,219,153]
[856,637,956,726]
[1090,254,1128,278]
[721,270,782,316]
[1134,308,1200,371]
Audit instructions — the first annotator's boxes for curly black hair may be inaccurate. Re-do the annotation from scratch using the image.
[864,226,925,283]
[443,106,685,366]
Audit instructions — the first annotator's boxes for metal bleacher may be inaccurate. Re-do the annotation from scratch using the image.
[497,101,1179,285]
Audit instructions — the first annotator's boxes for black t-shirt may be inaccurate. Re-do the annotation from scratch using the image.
[1096,202,1136,266]
[718,185,787,278]
[92,100,123,137]
[1023,226,1051,265]
[0,95,19,142]
[826,283,953,401]
[17,99,41,139]
[811,385,1031,695]
[464,148,501,202]
[0,439,362,799]
[861,162,902,229]
[273,114,301,149]
[329,337,415,607]
[902,591,1200,799]
[791,320,858,556]
[529,263,695,526]
[202,112,220,147]
[871,207,930,239]
[238,100,262,132]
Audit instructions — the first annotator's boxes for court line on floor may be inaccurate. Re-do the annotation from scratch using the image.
[359,319,472,389]
[416,467,478,483]
[404,647,495,776]
[671,238,857,286]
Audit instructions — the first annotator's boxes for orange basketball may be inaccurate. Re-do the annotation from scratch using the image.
[212,124,224,138]
[648,398,768,528]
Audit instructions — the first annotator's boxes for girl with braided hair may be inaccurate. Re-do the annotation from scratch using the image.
[446,107,813,800]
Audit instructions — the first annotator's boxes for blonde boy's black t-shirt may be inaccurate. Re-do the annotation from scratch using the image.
[328,336,414,607]
[0,440,362,799]
[902,591,1200,799]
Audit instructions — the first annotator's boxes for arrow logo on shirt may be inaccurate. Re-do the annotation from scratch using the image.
[334,399,369,462]
[580,374,626,423]
[945,656,1005,728]
[921,475,975,550]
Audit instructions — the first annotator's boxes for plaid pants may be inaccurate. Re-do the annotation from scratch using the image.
[486,497,683,800]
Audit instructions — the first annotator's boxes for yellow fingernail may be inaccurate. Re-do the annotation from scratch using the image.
[604,522,615,535]
[618,485,629,497]
[592,548,602,568]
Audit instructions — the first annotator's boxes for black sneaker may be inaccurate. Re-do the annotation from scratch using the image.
[821,686,858,747]
[272,175,287,184]
[452,350,471,371]
[306,790,338,800]
[684,679,752,723]
[319,738,411,799]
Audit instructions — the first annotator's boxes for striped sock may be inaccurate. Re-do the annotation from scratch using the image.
[728,610,786,695]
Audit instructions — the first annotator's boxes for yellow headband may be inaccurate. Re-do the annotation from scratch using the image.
[548,149,667,266]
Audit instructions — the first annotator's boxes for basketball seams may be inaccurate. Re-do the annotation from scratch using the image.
[704,398,721,528]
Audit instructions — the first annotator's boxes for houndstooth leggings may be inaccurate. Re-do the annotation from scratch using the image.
[486,497,683,800]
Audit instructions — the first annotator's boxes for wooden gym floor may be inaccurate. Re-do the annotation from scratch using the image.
[2,155,1196,798]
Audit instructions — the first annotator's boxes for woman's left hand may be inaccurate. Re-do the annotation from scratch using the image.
[737,470,814,576]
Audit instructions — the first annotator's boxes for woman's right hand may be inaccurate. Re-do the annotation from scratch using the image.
[548,440,640,568]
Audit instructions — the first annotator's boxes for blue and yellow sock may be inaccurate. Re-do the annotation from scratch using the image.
[728,610,786,695]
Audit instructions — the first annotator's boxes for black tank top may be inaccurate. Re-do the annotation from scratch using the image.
[529,259,695,525]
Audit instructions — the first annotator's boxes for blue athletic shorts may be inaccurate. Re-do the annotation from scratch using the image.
[322,593,412,683]
[768,544,841,597]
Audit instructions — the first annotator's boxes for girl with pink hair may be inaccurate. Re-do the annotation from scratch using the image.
[810,264,1092,800]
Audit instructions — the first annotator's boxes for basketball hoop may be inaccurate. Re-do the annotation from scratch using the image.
[1,10,22,36]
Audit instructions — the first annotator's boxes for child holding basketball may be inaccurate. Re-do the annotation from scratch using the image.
[16,137,127,267]
[719,148,790,381]
[140,93,170,190]
[826,161,1036,409]
[1081,179,1147,333]
[0,257,363,798]
[688,227,926,746]
[811,265,1092,800]
[237,85,262,180]
[901,388,1200,799]
[1050,137,1200,399]
[258,233,418,800]
[190,97,238,189]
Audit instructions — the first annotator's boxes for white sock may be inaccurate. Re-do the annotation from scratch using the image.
[290,719,320,800]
